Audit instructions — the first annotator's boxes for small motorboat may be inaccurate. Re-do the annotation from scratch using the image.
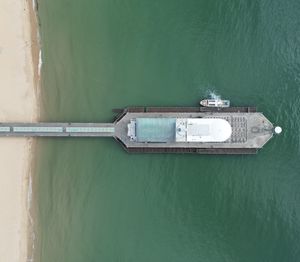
[200,99,230,108]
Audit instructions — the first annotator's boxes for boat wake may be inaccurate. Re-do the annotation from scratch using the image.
[205,90,222,100]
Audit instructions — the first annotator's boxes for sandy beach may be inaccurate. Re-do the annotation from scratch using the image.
[0,0,39,261]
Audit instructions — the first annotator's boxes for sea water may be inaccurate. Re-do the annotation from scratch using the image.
[34,1,300,261]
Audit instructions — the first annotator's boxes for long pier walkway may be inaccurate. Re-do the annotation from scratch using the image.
[0,122,115,137]
[0,106,277,154]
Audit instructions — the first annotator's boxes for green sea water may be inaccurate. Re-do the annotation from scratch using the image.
[34,0,300,261]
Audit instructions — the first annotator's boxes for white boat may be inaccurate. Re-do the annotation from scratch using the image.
[200,99,230,108]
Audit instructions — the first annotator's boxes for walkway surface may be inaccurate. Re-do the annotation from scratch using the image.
[0,123,115,137]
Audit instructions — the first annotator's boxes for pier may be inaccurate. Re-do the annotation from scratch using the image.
[0,106,277,154]
[0,123,115,137]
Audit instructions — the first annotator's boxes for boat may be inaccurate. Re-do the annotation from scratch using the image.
[200,99,230,108]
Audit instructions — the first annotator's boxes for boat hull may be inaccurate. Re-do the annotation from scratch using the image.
[200,99,230,108]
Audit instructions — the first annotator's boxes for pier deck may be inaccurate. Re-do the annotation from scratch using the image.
[0,107,275,154]
[0,122,115,137]
[114,109,274,152]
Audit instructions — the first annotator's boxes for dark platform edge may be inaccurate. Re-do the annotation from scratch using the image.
[126,147,258,155]
[113,106,256,117]
[114,138,257,155]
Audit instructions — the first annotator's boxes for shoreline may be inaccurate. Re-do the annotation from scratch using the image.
[0,0,40,261]
[26,0,41,259]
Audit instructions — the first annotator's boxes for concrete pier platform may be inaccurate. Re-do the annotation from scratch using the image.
[0,107,276,154]
[114,107,274,154]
